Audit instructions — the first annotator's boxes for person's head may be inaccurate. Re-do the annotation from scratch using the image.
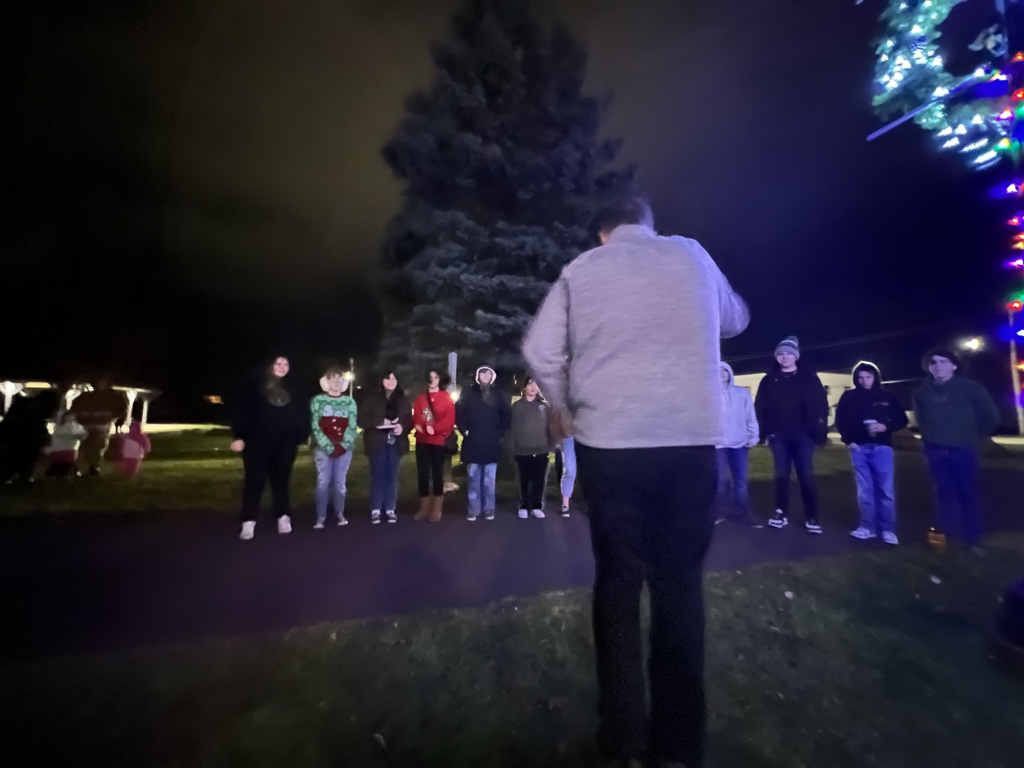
[425,369,446,391]
[596,195,655,244]
[922,347,961,383]
[319,366,349,397]
[852,361,882,390]
[774,336,800,372]
[523,377,540,400]
[379,370,399,395]
[269,356,290,379]
[720,362,734,386]
[476,366,496,387]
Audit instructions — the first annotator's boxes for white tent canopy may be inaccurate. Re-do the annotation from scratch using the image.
[0,379,161,426]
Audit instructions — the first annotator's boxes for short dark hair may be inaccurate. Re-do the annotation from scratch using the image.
[596,195,654,236]
[921,347,963,374]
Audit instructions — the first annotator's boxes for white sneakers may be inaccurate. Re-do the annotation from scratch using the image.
[850,527,899,545]
[313,520,325,530]
[371,510,381,525]
[277,515,292,534]
[518,508,528,519]
[386,510,398,524]
[881,531,899,545]
[531,509,545,519]
[239,521,255,540]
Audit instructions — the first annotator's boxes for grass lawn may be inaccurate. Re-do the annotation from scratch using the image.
[2,535,1023,767]
[4,427,1020,518]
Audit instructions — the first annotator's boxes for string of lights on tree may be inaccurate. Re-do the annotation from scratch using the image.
[871,0,1024,355]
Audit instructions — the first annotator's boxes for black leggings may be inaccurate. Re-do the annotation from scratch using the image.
[241,441,298,522]
[416,442,448,497]
[515,453,549,510]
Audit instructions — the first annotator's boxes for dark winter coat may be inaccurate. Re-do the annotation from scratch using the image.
[358,389,413,456]
[834,362,908,447]
[510,396,554,456]
[228,375,309,446]
[456,384,511,465]
[754,365,830,444]
[913,374,1000,448]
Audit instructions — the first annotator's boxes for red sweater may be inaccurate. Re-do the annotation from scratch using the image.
[412,390,455,446]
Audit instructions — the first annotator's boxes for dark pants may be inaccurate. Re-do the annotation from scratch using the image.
[241,441,298,522]
[768,432,819,521]
[515,453,549,510]
[369,442,403,512]
[416,442,447,497]
[576,442,717,768]
[716,447,751,521]
[923,444,982,546]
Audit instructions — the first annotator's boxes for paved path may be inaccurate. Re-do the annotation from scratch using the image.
[2,454,1021,664]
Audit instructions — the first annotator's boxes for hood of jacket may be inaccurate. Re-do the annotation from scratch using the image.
[851,360,882,390]
[475,365,497,385]
[720,361,735,386]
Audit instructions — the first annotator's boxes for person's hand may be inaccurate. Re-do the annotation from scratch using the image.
[392,424,403,436]
[871,423,887,434]
[746,440,758,448]
[230,439,245,452]
[415,424,424,433]
[426,425,435,436]
[332,444,347,457]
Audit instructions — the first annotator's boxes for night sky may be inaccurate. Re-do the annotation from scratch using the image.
[6,0,1017,416]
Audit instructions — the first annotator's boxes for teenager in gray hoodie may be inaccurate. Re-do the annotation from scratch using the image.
[509,377,553,519]
[716,362,761,527]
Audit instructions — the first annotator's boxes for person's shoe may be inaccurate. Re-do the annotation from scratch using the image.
[560,505,570,517]
[531,508,545,519]
[428,495,443,522]
[850,526,876,540]
[337,516,349,527]
[467,511,479,521]
[881,531,899,545]
[313,520,325,530]
[277,515,292,534]
[518,508,529,519]
[443,481,459,493]
[371,509,381,525]
[414,497,431,520]
[239,521,255,541]
[805,519,823,535]
[768,510,788,529]
[386,510,398,524]
[484,510,495,521]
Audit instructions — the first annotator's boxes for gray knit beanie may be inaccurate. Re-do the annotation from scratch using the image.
[774,336,800,360]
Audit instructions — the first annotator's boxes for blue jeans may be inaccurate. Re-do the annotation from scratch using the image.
[314,449,353,522]
[923,444,982,546]
[561,437,577,498]
[849,444,895,533]
[768,432,819,521]
[369,442,402,512]
[715,447,750,520]
[466,463,498,516]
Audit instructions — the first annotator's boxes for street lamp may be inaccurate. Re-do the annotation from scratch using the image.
[960,336,985,352]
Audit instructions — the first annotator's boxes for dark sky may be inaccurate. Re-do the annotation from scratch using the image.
[6,0,1016,412]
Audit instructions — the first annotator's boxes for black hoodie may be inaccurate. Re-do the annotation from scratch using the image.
[834,362,908,447]
[754,363,830,443]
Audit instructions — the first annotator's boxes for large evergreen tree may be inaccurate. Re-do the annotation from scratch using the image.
[377,0,632,384]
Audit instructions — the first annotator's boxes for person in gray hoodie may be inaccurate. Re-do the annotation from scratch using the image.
[716,362,761,527]
[522,195,748,768]
[509,377,553,519]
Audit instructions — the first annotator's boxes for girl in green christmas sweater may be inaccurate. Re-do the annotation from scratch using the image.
[310,366,359,528]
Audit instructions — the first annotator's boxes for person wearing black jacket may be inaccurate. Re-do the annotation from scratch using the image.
[357,370,413,524]
[754,336,829,533]
[229,355,310,540]
[834,361,908,545]
[456,365,511,521]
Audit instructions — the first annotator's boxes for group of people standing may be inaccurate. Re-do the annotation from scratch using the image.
[227,358,578,541]
[715,334,999,551]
